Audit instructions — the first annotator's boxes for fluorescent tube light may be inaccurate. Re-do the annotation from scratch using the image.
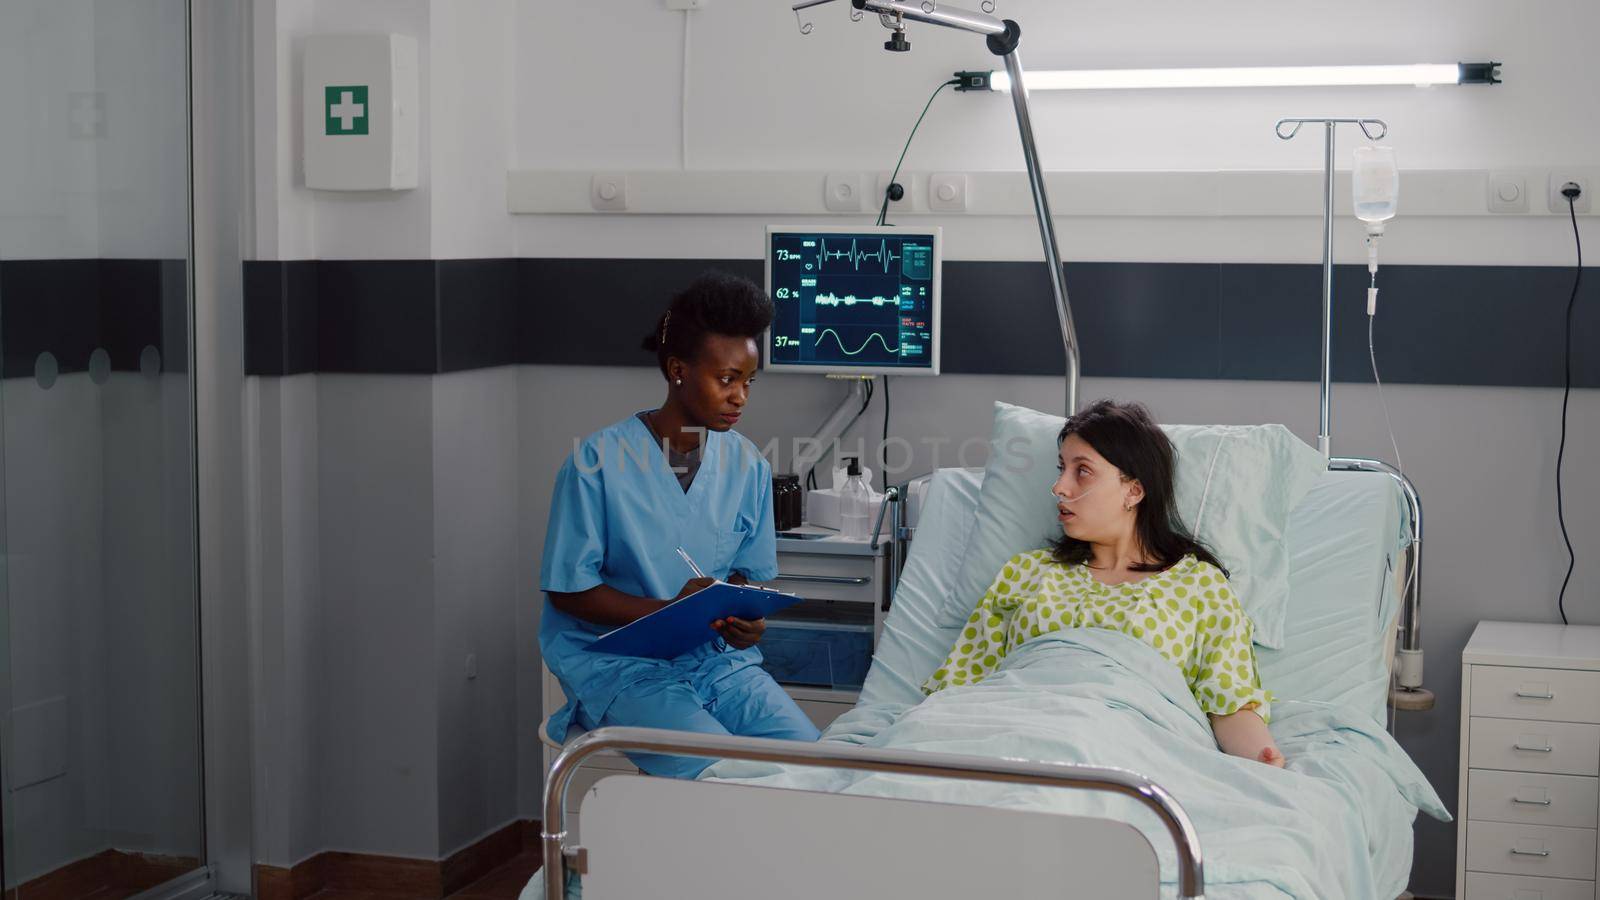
[956,62,1500,93]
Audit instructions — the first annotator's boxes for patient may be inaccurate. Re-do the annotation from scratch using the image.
[923,400,1285,768]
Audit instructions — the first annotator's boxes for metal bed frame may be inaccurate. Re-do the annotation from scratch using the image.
[543,726,1206,899]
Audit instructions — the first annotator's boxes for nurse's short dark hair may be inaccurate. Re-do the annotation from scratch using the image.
[641,270,774,377]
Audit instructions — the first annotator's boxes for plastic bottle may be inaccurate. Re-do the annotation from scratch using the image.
[1352,145,1398,233]
[1353,145,1399,314]
[839,457,873,540]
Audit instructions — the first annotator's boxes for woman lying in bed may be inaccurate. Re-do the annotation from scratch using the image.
[923,399,1285,768]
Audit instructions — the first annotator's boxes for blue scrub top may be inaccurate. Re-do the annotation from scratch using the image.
[539,413,778,741]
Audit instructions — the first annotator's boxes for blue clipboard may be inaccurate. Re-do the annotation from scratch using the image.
[585,581,803,660]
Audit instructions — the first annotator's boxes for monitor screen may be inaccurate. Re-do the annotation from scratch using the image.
[763,226,941,376]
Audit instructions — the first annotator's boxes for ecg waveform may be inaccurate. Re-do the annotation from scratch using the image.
[813,328,901,357]
[815,293,897,308]
[816,239,901,274]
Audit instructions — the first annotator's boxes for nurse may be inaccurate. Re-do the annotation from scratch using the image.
[539,270,820,779]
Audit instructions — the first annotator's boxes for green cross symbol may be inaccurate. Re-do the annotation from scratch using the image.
[325,85,368,136]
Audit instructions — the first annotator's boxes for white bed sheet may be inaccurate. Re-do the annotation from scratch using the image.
[1258,468,1410,724]
[715,465,1439,899]
[843,466,1409,730]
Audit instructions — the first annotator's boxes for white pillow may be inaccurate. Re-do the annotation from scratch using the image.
[943,402,1326,649]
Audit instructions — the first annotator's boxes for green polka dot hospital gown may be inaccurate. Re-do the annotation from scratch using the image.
[923,550,1273,721]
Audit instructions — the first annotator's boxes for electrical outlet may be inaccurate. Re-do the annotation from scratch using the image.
[1487,170,1529,214]
[1549,171,1592,214]
[928,173,968,212]
[823,172,864,212]
[590,173,629,212]
[874,172,913,214]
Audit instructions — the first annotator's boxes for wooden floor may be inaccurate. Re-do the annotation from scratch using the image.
[5,851,202,900]
[302,851,542,900]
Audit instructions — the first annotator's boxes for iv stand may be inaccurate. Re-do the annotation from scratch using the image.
[795,0,1081,415]
[1276,117,1431,709]
[1273,117,1387,459]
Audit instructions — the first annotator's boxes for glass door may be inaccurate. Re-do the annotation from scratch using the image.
[0,1,205,897]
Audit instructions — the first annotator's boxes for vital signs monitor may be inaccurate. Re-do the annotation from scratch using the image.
[763,225,941,376]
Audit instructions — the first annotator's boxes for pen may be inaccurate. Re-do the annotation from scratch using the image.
[675,546,707,580]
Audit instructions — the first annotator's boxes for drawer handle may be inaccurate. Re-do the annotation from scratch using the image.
[773,574,871,586]
[1510,848,1552,857]
[1512,797,1554,806]
[1516,690,1556,700]
[1513,743,1555,753]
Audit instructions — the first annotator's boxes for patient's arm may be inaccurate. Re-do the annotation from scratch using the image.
[1210,707,1285,767]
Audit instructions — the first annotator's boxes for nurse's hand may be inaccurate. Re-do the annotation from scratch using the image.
[712,616,765,650]
[674,577,716,601]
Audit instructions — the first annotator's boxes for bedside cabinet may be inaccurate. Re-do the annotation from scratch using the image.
[1458,621,1600,900]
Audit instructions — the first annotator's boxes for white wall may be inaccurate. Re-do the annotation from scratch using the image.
[252,0,517,261]
[245,0,526,867]
[431,368,520,855]
[245,367,529,866]
[237,1,1600,896]
[428,0,516,259]
[503,3,1600,896]
[245,375,323,868]
[511,0,1595,269]
[315,375,440,859]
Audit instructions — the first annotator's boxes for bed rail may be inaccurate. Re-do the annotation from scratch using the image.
[543,725,1207,899]
[1329,456,1431,709]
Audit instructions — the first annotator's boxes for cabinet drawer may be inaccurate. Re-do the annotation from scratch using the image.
[1465,871,1596,900]
[772,553,878,605]
[1470,770,1600,828]
[1474,666,1600,724]
[1466,821,1598,880]
[1471,718,1600,776]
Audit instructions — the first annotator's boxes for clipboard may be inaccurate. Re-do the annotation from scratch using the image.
[585,581,803,660]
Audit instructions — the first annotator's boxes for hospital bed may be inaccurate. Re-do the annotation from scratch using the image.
[534,459,1448,900]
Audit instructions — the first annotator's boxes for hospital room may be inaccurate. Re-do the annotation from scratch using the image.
[3,0,1599,898]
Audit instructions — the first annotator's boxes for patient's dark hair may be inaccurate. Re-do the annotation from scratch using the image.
[1048,399,1227,575]
[640,270,774,378]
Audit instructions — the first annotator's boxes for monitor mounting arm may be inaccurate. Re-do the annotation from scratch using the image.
[793,0,1080,414]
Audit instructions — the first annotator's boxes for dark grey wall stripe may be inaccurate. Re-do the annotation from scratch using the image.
[242,257,1600,388]
[515,258,763,369]
[243,259,317,376]
[0,259,187,379]
[441,259,519,372]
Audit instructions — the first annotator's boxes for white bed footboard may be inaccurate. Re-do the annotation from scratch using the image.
[542,726,1206,899]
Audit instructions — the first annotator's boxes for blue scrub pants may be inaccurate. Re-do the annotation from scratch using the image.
[588,664,820,779]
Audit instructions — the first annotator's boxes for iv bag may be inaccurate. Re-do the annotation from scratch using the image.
[1353,145,1399,227]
